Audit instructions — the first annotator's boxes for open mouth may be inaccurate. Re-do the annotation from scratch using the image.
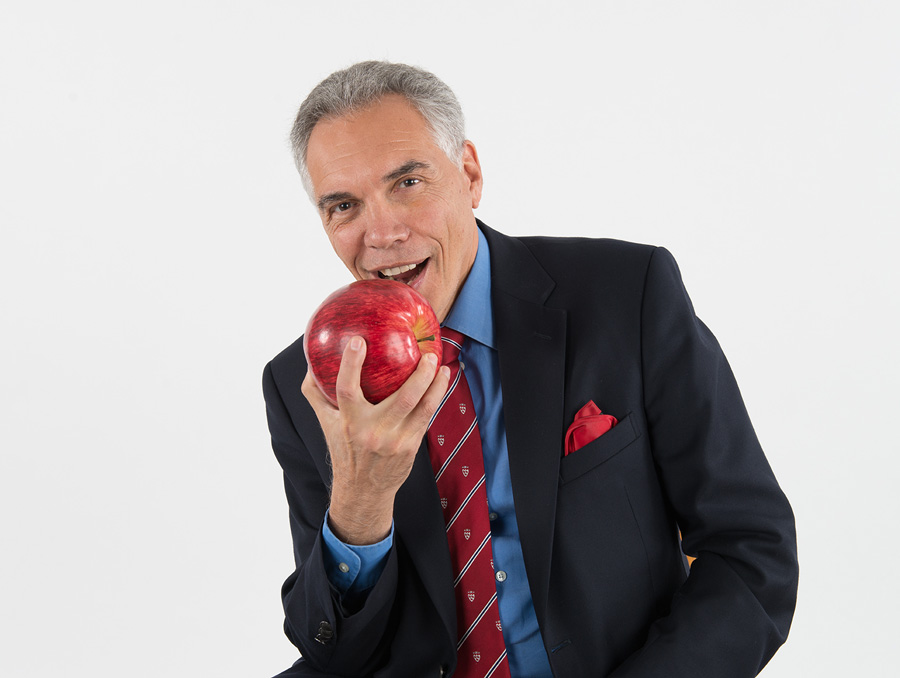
[378,258,428,285]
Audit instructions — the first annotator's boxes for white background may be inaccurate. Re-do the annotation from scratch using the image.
[2,1,897,676]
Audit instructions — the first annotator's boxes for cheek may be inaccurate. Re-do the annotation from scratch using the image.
[328,233,362,273]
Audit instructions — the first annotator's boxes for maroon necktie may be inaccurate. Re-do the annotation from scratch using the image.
[426,328,510,678]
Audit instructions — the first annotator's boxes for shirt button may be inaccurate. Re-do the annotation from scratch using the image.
[489,512,498,521]
[496,570,507,582]
[459,361,465,371]
[338,562,350,573]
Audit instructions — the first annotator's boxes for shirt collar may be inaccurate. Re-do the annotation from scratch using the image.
[442,225,495,350]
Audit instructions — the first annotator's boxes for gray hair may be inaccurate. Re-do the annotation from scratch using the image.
[290,61,466,199]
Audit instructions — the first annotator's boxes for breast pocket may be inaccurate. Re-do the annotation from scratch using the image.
[559,412,641,485]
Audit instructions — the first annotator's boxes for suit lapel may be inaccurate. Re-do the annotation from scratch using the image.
[482,223,566,628]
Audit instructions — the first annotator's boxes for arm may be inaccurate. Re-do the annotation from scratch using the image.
[263,338,449,675]
[611,247,798,676]
[263,360,398,675]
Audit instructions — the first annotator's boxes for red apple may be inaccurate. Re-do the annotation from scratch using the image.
[303,279,442,405]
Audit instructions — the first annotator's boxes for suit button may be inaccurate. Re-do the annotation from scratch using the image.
[315,620,334,644]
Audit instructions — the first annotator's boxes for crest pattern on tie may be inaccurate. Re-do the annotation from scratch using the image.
[426,328,509,678]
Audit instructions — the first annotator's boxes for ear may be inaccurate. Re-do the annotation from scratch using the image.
[460,140,483,209]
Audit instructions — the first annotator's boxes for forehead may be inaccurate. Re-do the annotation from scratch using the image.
[306,95,441,192]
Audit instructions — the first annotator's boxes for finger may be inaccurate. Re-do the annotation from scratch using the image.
[410,364,452,432]
[333,336,367,408]
[381,352,441,422]
[301,371,337,418]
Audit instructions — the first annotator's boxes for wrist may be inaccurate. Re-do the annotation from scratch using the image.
[328,489,394,545]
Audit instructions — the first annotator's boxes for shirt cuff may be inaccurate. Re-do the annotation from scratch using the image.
[321,509,394,595]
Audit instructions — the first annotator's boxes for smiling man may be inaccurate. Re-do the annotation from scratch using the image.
[306,94,482,330]
[263,61,798,678]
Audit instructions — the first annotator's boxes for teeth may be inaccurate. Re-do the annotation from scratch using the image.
[379,262,418,278]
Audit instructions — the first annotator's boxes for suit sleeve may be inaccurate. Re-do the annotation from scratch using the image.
[610,247,798,677]
[263,361,400,676]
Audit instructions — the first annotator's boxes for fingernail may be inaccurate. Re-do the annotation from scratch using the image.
[441,366,451,378]
[425,353,438,366]
[350,336,363,351]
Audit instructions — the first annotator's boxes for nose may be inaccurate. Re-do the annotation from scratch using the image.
[361,202,410,249]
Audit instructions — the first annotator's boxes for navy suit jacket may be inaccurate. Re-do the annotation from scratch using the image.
[263,222,798,677]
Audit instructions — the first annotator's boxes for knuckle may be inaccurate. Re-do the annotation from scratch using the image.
[345,424,380,455]
[394,392,419,412]
[422,391,443,417]
[334,383,355,402]
[361,431,381,452]
[410,411,431,434]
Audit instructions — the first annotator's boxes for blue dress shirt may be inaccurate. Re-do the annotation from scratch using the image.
[322,227,553,677]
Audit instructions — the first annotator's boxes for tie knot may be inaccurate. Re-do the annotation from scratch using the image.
[439,327,465,365]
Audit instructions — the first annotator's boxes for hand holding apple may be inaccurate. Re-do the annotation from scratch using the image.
[300,280,449,545]
[303,279,443,405]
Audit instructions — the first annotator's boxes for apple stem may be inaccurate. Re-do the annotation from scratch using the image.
[417,335,435,343]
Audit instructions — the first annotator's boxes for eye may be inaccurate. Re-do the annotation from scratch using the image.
[400,178,420,188]
[325,200,357,224]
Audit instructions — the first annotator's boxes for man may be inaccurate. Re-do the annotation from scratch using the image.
[263,61,798,677]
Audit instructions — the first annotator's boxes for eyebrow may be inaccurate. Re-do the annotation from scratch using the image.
[316,191,354,212]
[382,160,431,184]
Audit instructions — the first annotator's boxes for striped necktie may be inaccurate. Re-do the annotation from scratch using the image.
[426,328,510,678]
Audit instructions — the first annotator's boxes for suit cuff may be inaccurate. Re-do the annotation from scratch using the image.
[321,509,394,595]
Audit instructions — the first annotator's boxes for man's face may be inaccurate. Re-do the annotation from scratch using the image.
[305,95,483,323]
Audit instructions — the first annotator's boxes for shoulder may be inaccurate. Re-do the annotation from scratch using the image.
[492,229,676,301]
[518,234,659,280]
[481,226,695,344]
[270,333,307,370]
[264,334,308,407]
[480,220,664,285]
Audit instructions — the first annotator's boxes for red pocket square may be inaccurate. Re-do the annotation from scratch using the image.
[565,400,618,455]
